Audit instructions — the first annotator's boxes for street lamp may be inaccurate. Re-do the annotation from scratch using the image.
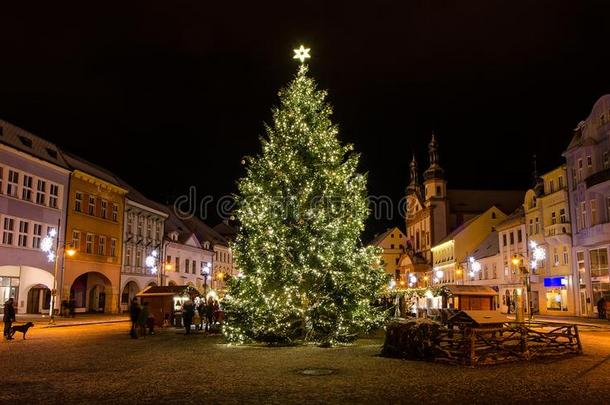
[40,223,76,324]
[512,240,546,322]
[201,263,210,296]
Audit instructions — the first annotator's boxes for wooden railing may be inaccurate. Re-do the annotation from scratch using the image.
[434,323,582,366]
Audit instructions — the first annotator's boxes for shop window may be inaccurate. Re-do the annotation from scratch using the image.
[589,248,609,277]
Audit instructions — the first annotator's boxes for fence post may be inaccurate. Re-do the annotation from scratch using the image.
[574,324,583,354]
[520,325,529,360]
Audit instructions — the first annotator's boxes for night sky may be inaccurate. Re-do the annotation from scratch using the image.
[2,1,610,235]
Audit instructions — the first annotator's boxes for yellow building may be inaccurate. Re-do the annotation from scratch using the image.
[370,227,407,283]
[61,155,127,314]
[427,206,508,287]
[524,165,574,316]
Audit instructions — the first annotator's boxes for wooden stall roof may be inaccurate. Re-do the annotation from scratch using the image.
[446,285,498,296]
[136,285,190,297]
[448,310,509,326]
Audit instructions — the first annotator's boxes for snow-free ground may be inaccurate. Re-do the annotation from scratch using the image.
[2,322,610,404]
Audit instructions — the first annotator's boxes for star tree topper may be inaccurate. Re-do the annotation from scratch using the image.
[293,45,311,63]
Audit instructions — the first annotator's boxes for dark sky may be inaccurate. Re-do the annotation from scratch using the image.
[2,1,610,234]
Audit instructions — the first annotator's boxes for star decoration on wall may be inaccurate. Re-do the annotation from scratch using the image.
[293,45,311,63]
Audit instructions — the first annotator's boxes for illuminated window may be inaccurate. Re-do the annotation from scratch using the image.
[112,204,118,222]
[72,230,80,250]
[36,179,46,205]
[100,200,107,219]
[18,220,28,247]
[88,196,96,215]
[49,184,59,208]
[21,175,33,201]
[7,170,19,197]
[98,236,106,255]
[75,192,83,212]
[86,233,93,254]
[2,217,14,245]
[33,223,43,249]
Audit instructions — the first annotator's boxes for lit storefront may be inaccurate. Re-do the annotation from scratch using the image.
[544,276,568,312]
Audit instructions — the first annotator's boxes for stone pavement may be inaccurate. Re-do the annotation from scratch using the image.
[15,313,129,328]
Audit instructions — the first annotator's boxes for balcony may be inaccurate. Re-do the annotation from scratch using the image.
[585,168,610,192]
[545,222,571,245]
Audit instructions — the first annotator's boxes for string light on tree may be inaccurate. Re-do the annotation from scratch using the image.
[222,46,387,346]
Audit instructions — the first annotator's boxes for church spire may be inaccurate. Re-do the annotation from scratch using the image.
[424,132,444,180]
[406,154,420,194]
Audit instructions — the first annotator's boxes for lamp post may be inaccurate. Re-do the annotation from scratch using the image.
[512,240,546,322]
[40,221,76,324]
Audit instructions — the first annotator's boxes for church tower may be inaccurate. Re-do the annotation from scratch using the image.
[423,133,448,248]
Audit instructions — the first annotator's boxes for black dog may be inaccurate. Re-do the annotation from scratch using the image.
[9,322,34,340]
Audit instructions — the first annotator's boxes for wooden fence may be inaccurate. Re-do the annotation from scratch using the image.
[434,323,582,366]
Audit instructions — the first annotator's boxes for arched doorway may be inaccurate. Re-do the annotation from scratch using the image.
[121,281,140,311]
[70,272,113,313]
[26,284,51,314]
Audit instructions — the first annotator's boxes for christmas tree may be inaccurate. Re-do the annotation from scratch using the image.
[223,48,387,345]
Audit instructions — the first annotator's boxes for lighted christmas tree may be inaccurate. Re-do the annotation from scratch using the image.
[223,47,387,345]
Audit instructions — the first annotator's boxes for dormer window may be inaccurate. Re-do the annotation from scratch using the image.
[203,241,210,249]
[587,155,592,167]
[18,136,32,148]
[46,148,58,159]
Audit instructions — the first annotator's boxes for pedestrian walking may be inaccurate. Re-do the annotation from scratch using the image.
[129,298,140,339]
[3,298,16,341]
[597,297,607,319]
[138,302,149,337]
[183,299,195,335]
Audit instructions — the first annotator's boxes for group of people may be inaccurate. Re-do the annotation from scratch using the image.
[3,298,16,340]
[182,297,221,335]
[129,298,155,338]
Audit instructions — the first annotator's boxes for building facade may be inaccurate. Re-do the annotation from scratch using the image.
[0,120,70,314]
[119,186,168,311]
[564,94,610,317]
[62,154,127,314]
[370,227,407,283]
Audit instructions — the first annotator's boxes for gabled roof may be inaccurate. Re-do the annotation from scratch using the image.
[0,119,69,169]
[182,216,228,247]
[469,230,499,260]
[60,150,122,186]
[496,207,525,230]
[165,209,201,247]
[437,215,479,245]
[369,226,404,246]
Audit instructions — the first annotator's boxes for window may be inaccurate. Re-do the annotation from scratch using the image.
[0,166,3,194]
[22,175,33,201]
[7,170,19,197]
[604,152,609,169]
[110,238,117,257]
[558,176,564,189]
[492,263,497,279]
[136,249,142,267]
[112,204,118,222]
[137,216,143,236]
[126,247,132,266]
[491,211,496,219]
[146,220,152,239]
[517,229,522,243]
[175,257,180,272]
[18,220,28,247]
[33,223,43,249]
[436,185,441,195]
[2,217,14,245]
[185,259,190,274]
[86,234,94,254]
[535,217,540,234]
[155,222,161,240]
[127,214,133,234]
[390,244,395,249]
[98,236,106,255]
[549,180,554,194]
[36,179,46,205]
[529,219,533,235]
[192,260,196,274]
[560,208,566,223]
[553,248,559,267]
[49,184,59,208]
[563,247,569,265]
[591,200,598,225]
[577,251,585,273]
[100,200,107,219]
[551,212,557,225]
[509,232,514,245]
[75,192,83,212]
[589,248,609,277]
[578,159,583,182]
[587,155,592,167]
[581,202,587,229]
[72,230,80,250]
[88,196,96,215]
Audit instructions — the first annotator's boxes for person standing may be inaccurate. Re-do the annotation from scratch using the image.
[3,298,16,340]
[197,300,205,331]
[205,297,215,332]
[597,297,607,320]
[129,298,140,339]
[182,299,195,335]
[138,302,149,337]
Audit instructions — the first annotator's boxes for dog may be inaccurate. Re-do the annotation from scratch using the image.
[9,322,34,340]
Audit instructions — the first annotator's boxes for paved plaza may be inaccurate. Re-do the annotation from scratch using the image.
[2,322,610,404]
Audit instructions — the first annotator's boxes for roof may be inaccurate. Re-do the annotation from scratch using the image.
[61,150,122,186]
[117,177,169,217]
[448,310,509,325]
[369,227,401,246]
[496,207,524,230]
[137,285,195,297]
[213,221,238,241]
[0,119,69,169]
[469,231,499,260]
[182,216,228,247]
[447,189,524,215]
[446,285,498,297]
[164,209,199,245]
[437,215,479,245]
